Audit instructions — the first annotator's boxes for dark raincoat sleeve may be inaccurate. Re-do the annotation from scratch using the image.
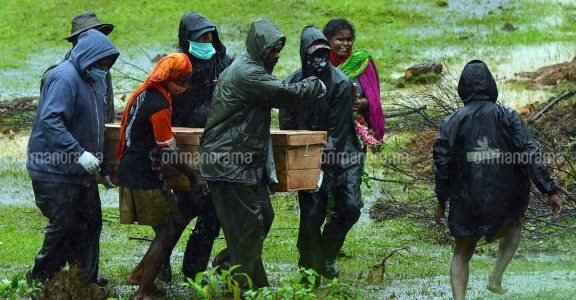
[240,69,324,109]
[508,109,557,195]
[105,71,115,123]
[278,73,301,130]
[278,108,298,130]
[101,73,115,176]
[331,80,355,138]
[433,120,452,208]
[39,77,85,156]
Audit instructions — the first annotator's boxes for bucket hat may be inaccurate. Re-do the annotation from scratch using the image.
[65,11,114,42]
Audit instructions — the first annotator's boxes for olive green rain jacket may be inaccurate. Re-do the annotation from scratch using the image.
[199,18,325,185]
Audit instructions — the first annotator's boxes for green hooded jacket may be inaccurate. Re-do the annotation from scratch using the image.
[199,18,325,184]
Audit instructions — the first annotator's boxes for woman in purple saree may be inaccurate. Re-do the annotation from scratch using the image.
[323,19,385,142]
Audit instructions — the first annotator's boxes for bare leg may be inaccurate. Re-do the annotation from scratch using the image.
[487,222,522,294]
[130,224,175,298]
[451,236,479,300]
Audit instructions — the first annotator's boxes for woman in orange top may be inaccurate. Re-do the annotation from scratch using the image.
[117,53,193,299]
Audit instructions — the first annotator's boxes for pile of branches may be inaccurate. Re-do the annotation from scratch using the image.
[370,68,576,239]
[0,96,38,131]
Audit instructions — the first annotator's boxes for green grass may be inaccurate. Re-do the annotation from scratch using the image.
[1,0,575,78]
[2,198,576,299]
[0,132,575,298]
[2,0,576,298]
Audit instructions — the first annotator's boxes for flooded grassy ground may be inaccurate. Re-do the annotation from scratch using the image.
[1,135,575,299]
[1,0,575,106]
[1,197,575,299]
[1,0,576,298]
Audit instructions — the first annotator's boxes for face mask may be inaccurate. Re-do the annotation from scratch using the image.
[188,41,216,60]
[167,81,188,95]
[306,53,329,76]
[88,67,107,81]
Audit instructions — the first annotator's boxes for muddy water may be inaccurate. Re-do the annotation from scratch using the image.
[0,47,67,102]
[359,180,395,223]
[0,44,173,102]
[378,270,576,299]
[0,39,248,103]
[493,43,575,79]
[407,42,575,108]
[0,134,121,207]
[447,0,515,19]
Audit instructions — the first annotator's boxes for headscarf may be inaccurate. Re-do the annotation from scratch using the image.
[117,53,192,160]
[337,50,370,79]
[336,49,386,140]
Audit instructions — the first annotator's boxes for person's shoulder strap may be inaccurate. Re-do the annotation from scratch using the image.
[39,51,71,92]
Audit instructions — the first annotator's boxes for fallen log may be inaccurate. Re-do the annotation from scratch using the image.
[385,105,427,118]
[530,89,575,122]
[129,236,152,242]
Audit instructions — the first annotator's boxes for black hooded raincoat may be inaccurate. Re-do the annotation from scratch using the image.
[433,60,556,238]
[279,26,364,273]
[159,11,233,280]
[172,11,233,128]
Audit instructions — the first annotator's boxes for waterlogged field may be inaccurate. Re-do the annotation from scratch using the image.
[1,0,575,105]
[1,0,576,299]
[1,134,575,299]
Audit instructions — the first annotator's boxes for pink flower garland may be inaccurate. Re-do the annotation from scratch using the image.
[355,115,380,152]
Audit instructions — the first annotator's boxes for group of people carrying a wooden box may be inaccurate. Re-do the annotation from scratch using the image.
[25,9,564,300]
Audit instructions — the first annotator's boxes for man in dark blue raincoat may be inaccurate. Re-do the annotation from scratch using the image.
[27,29,119,284]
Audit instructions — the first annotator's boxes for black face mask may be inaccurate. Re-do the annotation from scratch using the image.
[305,52,329,76]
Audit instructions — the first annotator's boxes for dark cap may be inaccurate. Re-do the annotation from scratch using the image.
[189,26,216,41]
[307,43,331,55]
[65,11,114,42]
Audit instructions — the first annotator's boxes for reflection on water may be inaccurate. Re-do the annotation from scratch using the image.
[494,43,575,78]
[419,42,575,108]
[498,87,548,108]
[447,0,515,19]
[379,270,576,299]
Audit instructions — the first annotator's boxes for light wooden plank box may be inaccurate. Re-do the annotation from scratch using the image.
[105,124,326,192]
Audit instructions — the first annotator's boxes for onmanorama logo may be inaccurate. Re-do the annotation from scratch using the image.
[466,136,501,163]
[465,136,556,165]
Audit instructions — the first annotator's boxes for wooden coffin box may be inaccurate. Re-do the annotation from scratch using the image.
[105,124,201,190]
[269,130,327,192]
[105,124,326,192]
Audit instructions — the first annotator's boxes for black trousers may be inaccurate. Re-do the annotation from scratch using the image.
[31,180,102,283]
[164,190,221,278]
[209,182,274,288]
[297,164,363,270]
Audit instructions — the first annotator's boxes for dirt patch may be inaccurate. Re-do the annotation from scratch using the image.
[401,131,437,179]
[369,200,430,222]
[512,56,576,91]
[39,265,114,299]
[525,97,576,185]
